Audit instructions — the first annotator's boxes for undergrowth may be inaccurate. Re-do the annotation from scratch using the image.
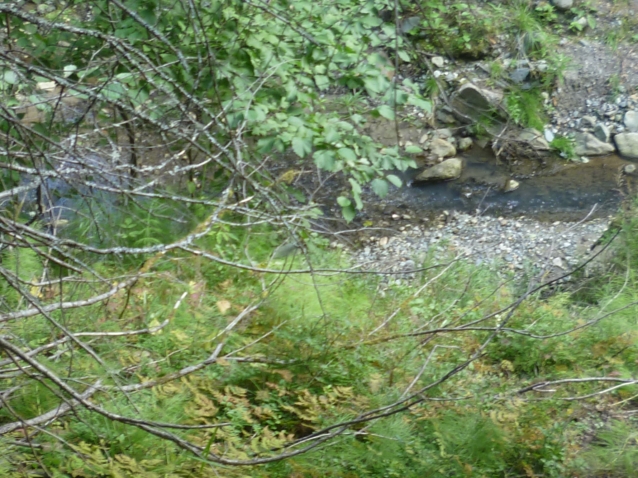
[2,203,638,477]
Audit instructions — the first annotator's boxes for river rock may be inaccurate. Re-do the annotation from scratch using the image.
[615,133,638,158]
[457,137,473,151]
[573,17,588,30]
[430,138,456,158]
[436,110,456,124]
[433,128,453,139]
[574,132,615,156]
[503,179,519,192]
[581,115,597,128]
[625,164,637,174]
[451,83,504,123]
[510,68,530,84]
[544,128,555,143]
[552,0,573,10]
[624,111,638,133]
[431,56,445,68]
[518,128,550,150]
[593,123,611,143]
[415,157,463,182]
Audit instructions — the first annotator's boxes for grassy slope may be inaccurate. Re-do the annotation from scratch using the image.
[2,215,638,477]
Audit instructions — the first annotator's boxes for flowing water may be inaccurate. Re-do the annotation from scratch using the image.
[387,146,634,222]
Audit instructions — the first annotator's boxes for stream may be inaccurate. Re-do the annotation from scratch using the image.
[382,146,633,223]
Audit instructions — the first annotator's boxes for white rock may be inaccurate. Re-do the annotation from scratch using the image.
[544,128,555,143]
[624,111,638,133]
[430,138,457,158]
[552,0,573,11]
[431,56,445,68]
[414,157,463,182]
[615,133,638,158]
[457,137,473,151]
[503,179,520,192]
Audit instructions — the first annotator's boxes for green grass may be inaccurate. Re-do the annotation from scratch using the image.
[3,212,638,477]
[505,88,547,130]
[551,134,577,160]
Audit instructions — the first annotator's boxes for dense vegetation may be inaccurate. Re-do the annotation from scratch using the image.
[1,0,638,476]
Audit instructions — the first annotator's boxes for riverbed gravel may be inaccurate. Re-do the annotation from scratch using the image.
[349,212,612,281]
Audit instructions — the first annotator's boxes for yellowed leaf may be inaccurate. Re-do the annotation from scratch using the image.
[273,369,293,382]
[500,359,515,372]
[217,300,231,314]
[30,285,42,299]
[148,318,162,334]
[171,329,189,342]
[368,373,382,393]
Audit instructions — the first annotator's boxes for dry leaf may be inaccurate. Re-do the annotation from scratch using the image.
[216,300,231,314]
[273,369,293,382]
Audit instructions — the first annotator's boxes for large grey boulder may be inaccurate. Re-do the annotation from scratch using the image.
[518,128,550,151]
[552,0,573,10]
[430,138,456,158]
[574,132,615,156]
[415,158,463,182]
[451,83,504,123]
[615,133,638,159]
[624,111,638,133]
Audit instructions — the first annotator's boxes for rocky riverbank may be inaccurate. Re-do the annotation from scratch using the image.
[350,211,612,281]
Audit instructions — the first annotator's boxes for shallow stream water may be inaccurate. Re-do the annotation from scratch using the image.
[388,147,634,222]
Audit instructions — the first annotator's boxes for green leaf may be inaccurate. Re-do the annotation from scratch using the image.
[257,137,277,154]
[2,71,17,85]
[408,96,432,112]
[349,179,363,209]
[405,145,423,154]
[337,196,351,207]
[341,204,356,222]
[371,178,389,198]
[386,174,402,188]
[63,65,77,78]
[246,108,266,122]
[314,150,336,170]
[349,178,362,195]
[101,82,126,101]
[398,50,411,62]
[314,75,330,90]
[323,128,341,144]
[292,137,312,158]
[377,105,395,120]
[337,148,357,163]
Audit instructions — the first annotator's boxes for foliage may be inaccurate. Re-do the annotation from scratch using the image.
[577,419,638,476]
[505,88,547,130]
[409,0,498,59]
[551,135,577,160]
[2,0,638,476]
